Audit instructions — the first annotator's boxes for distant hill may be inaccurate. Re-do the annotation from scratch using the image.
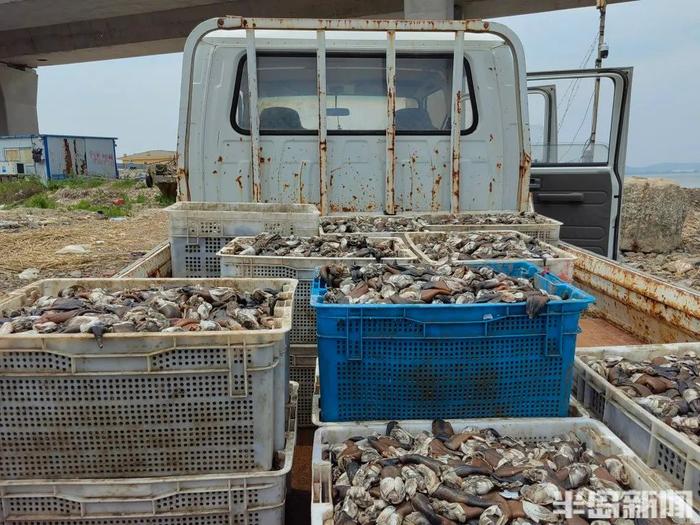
[627,162,700,174]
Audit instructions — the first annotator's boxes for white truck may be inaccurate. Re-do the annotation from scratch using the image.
[122,13,697,368]
[119,15,700,508]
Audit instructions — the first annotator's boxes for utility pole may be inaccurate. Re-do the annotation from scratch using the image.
[587,0,608,159]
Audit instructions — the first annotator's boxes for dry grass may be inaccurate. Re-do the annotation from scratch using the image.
[0,208,168,297]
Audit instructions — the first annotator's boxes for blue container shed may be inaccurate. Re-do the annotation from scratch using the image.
[0,134,117,183]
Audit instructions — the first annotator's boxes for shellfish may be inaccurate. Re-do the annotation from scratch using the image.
[327,421,673,525]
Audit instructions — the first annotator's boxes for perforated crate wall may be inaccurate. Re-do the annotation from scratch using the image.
[221,263,317,344]
[171,236,234,278]
[316,317,579,421]
[0,343,287,479]
[289,345,317,427]
[0,423,295,525]
[1,490,273,525]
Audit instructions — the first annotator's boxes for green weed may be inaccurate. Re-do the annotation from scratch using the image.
[156,193,176,207]
[0,177,45,205]
[23,193,57,209]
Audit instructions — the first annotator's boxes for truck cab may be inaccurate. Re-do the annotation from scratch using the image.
[177,17,631,258]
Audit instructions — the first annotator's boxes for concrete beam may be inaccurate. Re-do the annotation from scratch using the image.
[0,0,634,67]
[0,63,38,135]
[404,0,454,19]
[0,0,405,66]
[461,0,631,18]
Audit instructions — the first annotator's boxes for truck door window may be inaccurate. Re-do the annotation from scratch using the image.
[232,53,476,135]
[530,76,615,166]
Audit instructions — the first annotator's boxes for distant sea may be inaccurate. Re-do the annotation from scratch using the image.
[632,172,700,188]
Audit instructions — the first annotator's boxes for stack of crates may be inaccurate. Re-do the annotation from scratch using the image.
[166,201,321,428]
[217,234,416,426]
[0,277,299,524]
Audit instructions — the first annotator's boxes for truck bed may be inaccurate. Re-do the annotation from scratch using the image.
[115,240,699,525]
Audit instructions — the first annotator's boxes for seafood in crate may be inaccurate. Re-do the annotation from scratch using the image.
[0,282,288,339]
[218,234,416,345]
[320,215,429,235]
[0,277,296,479]
[574,342,700,508]
[405,231,576,281]
[311,261,594,421]
[419,210,562,242]
[228,232,405,258]
[319,262,560,310]
[583,351,700,443]
[311,418,698,524]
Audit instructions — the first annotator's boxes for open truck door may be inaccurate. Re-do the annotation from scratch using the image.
[527,68,632,259]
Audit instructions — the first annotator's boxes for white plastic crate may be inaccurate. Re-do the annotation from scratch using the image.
[421,210,562,242]
[218,236,416,344]
[167,202,320,277]
[0,277,295,479]
[290,344,317,427]
[405,230,577,281]
[319,212,426,237]
[167,202,320,238]
[575,342,700,508]
[0,383,298,524]
[310,418,698,525]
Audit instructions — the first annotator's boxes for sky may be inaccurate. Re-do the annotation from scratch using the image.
[36,0,700,167]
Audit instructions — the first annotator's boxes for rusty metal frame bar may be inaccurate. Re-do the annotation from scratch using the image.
[178,16,531,210]
[564,242,700,342]
[245,28,262,202]
[317,31,328,214]
[450,31,464,213]
[385,31,396,215]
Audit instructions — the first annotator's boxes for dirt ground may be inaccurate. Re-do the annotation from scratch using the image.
[0,207,168,298]
[620,187,700,291]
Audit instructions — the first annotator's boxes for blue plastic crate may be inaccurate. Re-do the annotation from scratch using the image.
[311,262,594,422]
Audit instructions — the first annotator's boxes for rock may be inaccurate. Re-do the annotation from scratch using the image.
[56,244,89,255]
[666,260,694,274]
[621,177,688,253]
[69,270,83,278]
[0,220,20,230]
[18,268,39,280]
[109,217,127,222]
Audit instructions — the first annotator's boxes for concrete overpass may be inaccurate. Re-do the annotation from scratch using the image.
[0,0,633,135]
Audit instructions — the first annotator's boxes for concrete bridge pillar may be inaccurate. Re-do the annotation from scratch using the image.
[0,63,39,136]
[404,0,454,19]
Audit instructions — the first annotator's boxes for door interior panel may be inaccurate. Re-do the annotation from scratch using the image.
[527,68,632,259]
[531,171,613,255]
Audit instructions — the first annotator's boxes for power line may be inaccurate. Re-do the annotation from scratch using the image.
[557,33,598,130]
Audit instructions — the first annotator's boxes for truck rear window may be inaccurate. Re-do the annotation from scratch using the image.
[231,53,477,135]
